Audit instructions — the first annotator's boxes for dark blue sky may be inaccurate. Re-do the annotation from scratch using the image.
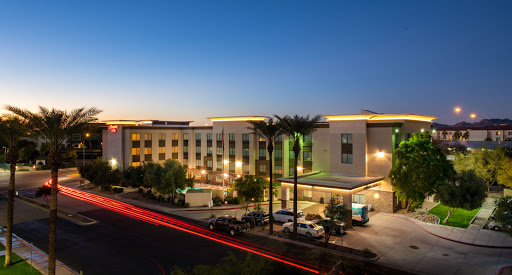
[1,1,511,125]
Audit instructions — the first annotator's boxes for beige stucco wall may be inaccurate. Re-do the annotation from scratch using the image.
[366,127,393,191]
[328,120,367,176]
[185,191,212,207]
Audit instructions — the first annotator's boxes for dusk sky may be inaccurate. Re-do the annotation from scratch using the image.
[1,1,511,126]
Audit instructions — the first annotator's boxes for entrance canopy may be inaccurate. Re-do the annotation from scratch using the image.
[277,172,383,193]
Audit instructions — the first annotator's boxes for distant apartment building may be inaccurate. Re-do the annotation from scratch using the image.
[102,110,435,213]
[433,125,512,142]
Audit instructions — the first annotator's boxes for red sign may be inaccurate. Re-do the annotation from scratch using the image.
[109,125,119,133]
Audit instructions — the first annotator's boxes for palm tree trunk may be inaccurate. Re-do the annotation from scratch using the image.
[293,145,299,240]
[4,161,16,267]
[268,149,274,234]
[48,153,60,275]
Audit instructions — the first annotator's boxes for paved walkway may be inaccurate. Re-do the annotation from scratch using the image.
[468,196,496,231]
[0,228,77,275]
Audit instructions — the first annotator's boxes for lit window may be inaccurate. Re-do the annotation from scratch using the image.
[195,133,201,140]
[172,133,179,140]
[229,133,235,141]
[172,147,178,153]
[132,148,140,155]
[132,134,140,141]
[159,133,165,140]
[159,147,165,153]
[341,134,353,164]
[183,133,189,140]
[144,148,152,155]
[144,133,152,140]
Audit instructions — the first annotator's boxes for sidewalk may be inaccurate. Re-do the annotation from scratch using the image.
[0,228,77,275]
[468,196,496,231]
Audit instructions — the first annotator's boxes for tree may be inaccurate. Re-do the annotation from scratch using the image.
[247,118,282,234]
[323,200,351,247]
[454,147,504,191]
[497,156,512,188]
[442,131,448,139]
[276,114,321,240]
[0,114,29,267]
[233,175,266,214]
[462,131,470,140]
[452,131,462,140]
[157,159,193,203]
[389,132,455,212]
[143,162,164,194]
[122,165,145,188]
[17,140,38,163]
[78,157,121,187]
[35,184,60,206]
[494,196,512,237]
[435,170,487,223]
[6,105,101,275]
[62,150,78,168]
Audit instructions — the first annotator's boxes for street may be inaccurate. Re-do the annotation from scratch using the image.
[0,168,81,191]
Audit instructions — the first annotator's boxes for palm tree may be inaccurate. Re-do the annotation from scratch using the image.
[6,106,101,275]
[0,114,29,267]
[442,131,448,140]
[247,118,282,234]
[462,131,470,140]
[275,114,321,240]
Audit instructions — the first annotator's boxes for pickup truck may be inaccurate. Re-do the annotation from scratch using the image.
[241,211,270,226]
[208,216,250,236]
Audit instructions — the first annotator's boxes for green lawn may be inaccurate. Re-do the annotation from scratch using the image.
[428,204,481,228]
[0,254,41,274]
[0,243,4,251]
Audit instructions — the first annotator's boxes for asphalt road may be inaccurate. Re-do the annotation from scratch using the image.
[0,168,81,192]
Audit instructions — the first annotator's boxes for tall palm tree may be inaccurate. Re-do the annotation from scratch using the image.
[275,114,321,240]
[0,114,29,267]
[6,106,101,275]
[247,118,282,234]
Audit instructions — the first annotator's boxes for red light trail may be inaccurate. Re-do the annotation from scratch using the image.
[50,181,343,274]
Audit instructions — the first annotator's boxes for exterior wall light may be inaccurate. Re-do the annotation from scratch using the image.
[224,160,229,164]
[421,129,424,132]
[201,170,206,174]
[236,174,241,178]
[235,161,242,167]
[374,193,379,199]
[224,173,228,177]
[297,166,303,171]
[395,129,399,133]
[376,152,385,158]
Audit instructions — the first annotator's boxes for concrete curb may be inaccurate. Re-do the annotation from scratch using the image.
[15,196,98,226]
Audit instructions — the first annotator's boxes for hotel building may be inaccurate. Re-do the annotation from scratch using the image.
[102,110,435,213]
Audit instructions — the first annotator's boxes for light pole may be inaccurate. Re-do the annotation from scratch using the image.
[471,114,476,125]
[455,108,461,124]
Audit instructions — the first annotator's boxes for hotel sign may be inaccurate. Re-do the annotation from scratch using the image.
[109,125,119,133]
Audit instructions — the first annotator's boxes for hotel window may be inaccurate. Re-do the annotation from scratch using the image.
[259,164,267,173]
[159,134,165,147]
[243,148,249,157]
[132,148,140,155]
[159,133,165,140]
[274,165,283,174]
[229,162,235,172]
[289,151,295,159]
[207,174,212,181]
[274,149,282,158]
[144,148,152,155]
[229,147,235,156]
[216,147,223,154]
[132,162,140,167]
[196,146,201,153]
[242,134,250,141]
[172,147,178,153]
[216,175,223,182]
[207,146,212,154]
[196,159,201,167]
[259,149,266,158]
[303,134,312,142]
[183,133,189,140]
[289,167,295,175]
[144,133,152,140]
[195,133,201,141]
[132,134,140,141]
[341,134,353,164]
[144,133,152,148]
[229,133,235,141]
[216,133,222,141]
[303,190,312,199]
[243,165,250,174]
[497,131,501,136]
[216,161,222,168]
[303,151,312,161]
[183,146,188,153]
[353,194,365,204]
[207,133,212,141]
[275,135,282,142]
[509,132,512,136]
[497,138,501,141]
[159,147,165,154]
[172,133,179,140]
[207,160,213,168]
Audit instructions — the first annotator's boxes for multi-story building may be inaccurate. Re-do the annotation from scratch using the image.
[102,110,435,213]
[434,125,512,141]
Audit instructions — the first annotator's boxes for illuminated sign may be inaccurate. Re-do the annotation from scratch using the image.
[109,125,119,133]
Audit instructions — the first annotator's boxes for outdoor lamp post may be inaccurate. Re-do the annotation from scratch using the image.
[455,108,461,124]
[471,114,476,124]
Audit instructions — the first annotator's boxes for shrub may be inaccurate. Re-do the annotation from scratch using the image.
[233,197,241,205]
[157,195,163,202]
[305,213,322,221]
[101,185,111,191]
[138,188,143,193]
[213,196,222,204]
[362,248,373,257]
[210,214,216,219]
[184,203,190,208]
[225,196,234,204]
[115,187,124,193]
[177,200,184,207]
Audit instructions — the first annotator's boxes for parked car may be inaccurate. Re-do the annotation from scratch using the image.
[282,221,324,238]
[317,219,344,235]
[272,209,305,223]
[242,211,270,226]
[488,220,505,231]
[208,216,250,236]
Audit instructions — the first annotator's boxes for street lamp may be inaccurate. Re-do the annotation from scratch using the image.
[455,108,461,124]
[471,114,476,124]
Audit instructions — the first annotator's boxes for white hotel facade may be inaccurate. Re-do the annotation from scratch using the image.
[102,110,435,213]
